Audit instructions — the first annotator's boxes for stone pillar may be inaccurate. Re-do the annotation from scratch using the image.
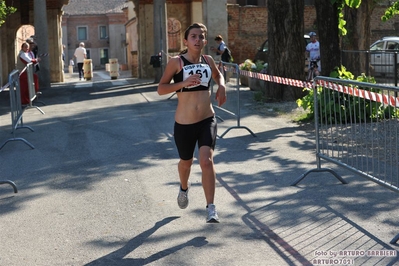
[34,0,51,88]
[47,9,64,83]
[202,0,228,56]
[153,0,167,83]
[131,51,138,77]
[0,33,2,86]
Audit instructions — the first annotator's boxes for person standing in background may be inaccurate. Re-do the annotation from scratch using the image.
[305,32,321,74]
[17,42,40,104]
[210,35,226,63]
[26,37,40,72]
[26,37,38,57]
[62,44,66,69]
[74,42,87,80]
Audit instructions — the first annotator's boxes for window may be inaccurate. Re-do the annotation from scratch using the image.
[78,26,87,41]
[99,26,107,39]
[387,41,399,50]
[237,0,258,5]
[370,41,385,51]
[100,49,109,65]
[86,49,91,59]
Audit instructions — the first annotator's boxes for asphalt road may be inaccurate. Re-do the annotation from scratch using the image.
[0,70,398,265]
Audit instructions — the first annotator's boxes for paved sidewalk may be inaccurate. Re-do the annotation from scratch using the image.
[62,68,136,83]
[0,70,398,265]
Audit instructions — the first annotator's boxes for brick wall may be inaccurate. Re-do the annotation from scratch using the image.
[227,4,399,65]
[227,4,318,64]
[227,5,267,65]
[304,5,317,33]
[65,15,109,50]
[371,7,399,41]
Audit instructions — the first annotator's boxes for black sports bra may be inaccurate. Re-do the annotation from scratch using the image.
[173,55,212,92]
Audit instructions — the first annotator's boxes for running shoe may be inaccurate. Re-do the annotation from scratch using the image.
[206,204,220,223]
[177,185,189,209]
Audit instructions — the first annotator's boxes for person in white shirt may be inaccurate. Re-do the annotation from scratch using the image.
[74,42,87,80]
[305,32,321,73]
[17,42,40,104]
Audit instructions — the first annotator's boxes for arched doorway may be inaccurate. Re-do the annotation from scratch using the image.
[15,25,35,65]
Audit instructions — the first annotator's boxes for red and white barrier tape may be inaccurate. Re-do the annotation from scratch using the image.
[319,80,399,108]
[227,68,399,108]
[240,70,313,90]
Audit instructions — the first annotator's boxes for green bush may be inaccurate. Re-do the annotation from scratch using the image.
[296,65,398,123]
[239,59,267,73]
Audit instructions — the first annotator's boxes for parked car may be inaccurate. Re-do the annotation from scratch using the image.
[370,36,399,76]
[254,34,310,64]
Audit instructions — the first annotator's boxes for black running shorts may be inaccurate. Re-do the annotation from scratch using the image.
[174,116,217,160]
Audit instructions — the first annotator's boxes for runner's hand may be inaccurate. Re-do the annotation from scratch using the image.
[184,74,201,88]
[215,85,226,106]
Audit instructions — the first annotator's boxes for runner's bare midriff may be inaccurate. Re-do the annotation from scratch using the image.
[175,90,214,124]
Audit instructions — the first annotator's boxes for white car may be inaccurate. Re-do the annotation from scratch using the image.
[370,36,399,76]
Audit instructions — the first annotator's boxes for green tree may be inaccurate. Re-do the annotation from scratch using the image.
[0,0,16,27]
[265,0,365,101]
[266,0,306,101]
[341,0,379,76]
[314,0,368,77]
[337,0,398,76]
[255,0,399,101]
[382,0,399,21]
[314,0,341,77]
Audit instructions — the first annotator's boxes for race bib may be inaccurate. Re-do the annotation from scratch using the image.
[182,63,211,89]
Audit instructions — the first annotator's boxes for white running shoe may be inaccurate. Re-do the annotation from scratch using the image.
[177,185,189,209]
[206,204,220,223]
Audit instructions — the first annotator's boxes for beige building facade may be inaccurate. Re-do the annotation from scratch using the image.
[61,0,129,71]
[3,1,399,86]
[0,0,67,88]
[0,0,228,85]
[130,0,228,79]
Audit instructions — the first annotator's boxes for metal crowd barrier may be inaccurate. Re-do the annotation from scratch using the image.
[291,76,399,244]
[0,180,18,193]
[0,69,35,150]
[25,63,45,114]
[0,82,18,193]
[215,61,256,138]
